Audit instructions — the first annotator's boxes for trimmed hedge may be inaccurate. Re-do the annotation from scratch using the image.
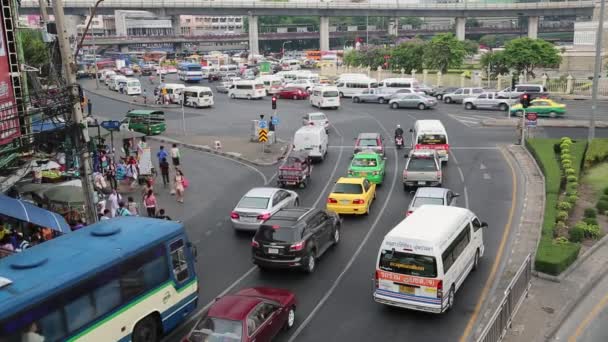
[584,138,608,168]
[535,238,581,275]
[527,139,561,195]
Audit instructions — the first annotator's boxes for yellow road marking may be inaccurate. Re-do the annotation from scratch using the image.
[569,290,608,341]
[459,146,518,342]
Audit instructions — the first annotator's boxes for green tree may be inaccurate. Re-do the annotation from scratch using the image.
[480,51,510,78]
[479,34,499,49]
[389,40,425,73]
[20,29,49,69]
[502,37,562,78]
[423,33,466,73]
[466,18,480,28]
[462,39,479,57]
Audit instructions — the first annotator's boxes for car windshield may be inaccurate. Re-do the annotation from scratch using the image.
[238,196,270,209]
[379,250,437,277]
[407,158,437,172]
[190,317,242,342]
[256,225,300,243]
[310,114,326,121]
[417,134,447,145]
[413,196,444,207]
[323,91,339,97]
[352,157,378,167]
[332,183,363,194]
[358,139,378,147]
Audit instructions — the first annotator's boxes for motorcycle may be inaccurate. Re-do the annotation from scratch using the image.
[395,135,404,149]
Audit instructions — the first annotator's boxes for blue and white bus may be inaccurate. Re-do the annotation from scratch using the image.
[0,217,198,342]
[178,62,203,83]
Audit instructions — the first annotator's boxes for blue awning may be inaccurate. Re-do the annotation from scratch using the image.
[0,194,71,233]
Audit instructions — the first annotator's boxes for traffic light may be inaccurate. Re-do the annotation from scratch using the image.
[520,93,531,108]
[272,96,277,110]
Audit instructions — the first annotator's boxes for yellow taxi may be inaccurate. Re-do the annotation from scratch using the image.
[326,177,376,215]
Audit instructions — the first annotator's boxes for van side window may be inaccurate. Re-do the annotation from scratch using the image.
[441,228,471,273]
[472,218,482,232]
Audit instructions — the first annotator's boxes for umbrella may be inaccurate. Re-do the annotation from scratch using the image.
[43,185,84,206]
[0,194,71,233]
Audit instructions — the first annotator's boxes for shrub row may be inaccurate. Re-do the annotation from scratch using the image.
[584,138,608,168]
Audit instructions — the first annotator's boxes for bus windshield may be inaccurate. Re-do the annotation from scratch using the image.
[379,249,437,278]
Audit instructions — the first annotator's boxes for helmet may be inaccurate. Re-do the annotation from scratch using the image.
[396,124,401,128]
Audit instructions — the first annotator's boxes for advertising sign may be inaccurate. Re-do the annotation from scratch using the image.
[525,112,538,128]
[0,9,19,146]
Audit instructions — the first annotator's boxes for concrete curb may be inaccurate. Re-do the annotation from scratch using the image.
[147,135,291,167]
[83,85,177,109]
[482,119,608,128]
[544,235,608,340]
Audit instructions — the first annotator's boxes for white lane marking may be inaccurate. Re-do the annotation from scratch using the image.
[463,185,470,209]
[457,167,465,183]
[312,125,345,208]
[480,163,487,170]
[267,172,278,185]
[449,150,469,209]
[326,146,499,150]
[483,173,492,180]
[287,114,399,342]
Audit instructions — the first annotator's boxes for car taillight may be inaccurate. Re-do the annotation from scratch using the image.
[251,239,260,248]
[327,198,338,204]
[353,199,365,204]
[230,211,239,219]
[374,270,379,288]
[406,210,413,216]
[437,280,443,298]
[290,240,306,251]
[436,171,442,180]
[257,213,271,221]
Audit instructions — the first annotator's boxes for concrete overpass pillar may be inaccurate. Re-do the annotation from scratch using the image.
[388,17,399,36]
[248,15,260,56]
[320,16,330,51]
[455,17,466,41]
[172,16,181,35]
[528,16,539,39]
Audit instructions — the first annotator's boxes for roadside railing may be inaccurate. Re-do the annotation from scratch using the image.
[476,253,532,342]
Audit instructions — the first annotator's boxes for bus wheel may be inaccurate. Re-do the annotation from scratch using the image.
[132,315,160,342]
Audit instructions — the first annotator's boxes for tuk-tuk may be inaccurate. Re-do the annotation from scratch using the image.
[121,110,166,136]
[277,151,312,188]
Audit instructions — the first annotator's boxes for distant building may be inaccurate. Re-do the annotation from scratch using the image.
[114,10,174,36]
[180,15,244,35]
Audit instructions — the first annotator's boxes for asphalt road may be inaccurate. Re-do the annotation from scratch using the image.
[85,76,530,342]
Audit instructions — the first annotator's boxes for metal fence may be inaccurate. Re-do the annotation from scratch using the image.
[476,254,532,342]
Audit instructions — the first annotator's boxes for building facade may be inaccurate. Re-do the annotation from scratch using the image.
[180,15,244,35]
[115,10,173,36]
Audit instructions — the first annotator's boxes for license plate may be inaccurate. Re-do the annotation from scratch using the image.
[340,200,350,204]
[418,181,426,185]
[241,217,257,223]
[287,181,296,185]
[399,285,416,295]
[267,248,279,254]
[360,172,367,176]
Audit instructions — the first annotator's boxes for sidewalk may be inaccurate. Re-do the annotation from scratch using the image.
[482,118,608,128]
[80,78,177,109]
[148,134,290,166]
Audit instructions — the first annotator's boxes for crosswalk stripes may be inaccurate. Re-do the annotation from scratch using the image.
[447,113,492,127]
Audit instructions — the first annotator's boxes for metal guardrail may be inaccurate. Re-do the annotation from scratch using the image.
[476,253,533,342]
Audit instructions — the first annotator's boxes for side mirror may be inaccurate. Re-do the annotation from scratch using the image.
[453,193,461,198]
[409,190,415,195]
[409,128,414,133]
[383,157,387,160]
[481,221,488,228]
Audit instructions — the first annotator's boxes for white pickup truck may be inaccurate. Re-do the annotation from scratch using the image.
[463,92,518,111]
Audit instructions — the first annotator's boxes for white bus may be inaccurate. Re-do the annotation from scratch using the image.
[181,86,214,108]
[378,77,420,90]
[228,80,266,100]
[411,120,450,163]
[336,77,378,97]
[178,62,203,83]
[373,205,486,313]
[310,86,340,109]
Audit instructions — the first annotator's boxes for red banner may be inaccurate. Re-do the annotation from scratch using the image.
[415,144,450,151]
[0,9,19,146]
[377,270,440,287]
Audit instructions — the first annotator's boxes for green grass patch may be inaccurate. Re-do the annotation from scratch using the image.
[569,140,588,178]
[583,163,608,195]
[534,238,581,275]
[527,139,561,195]
[584,138,608,168]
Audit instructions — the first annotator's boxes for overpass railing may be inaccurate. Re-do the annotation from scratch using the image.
[21,0,595,10]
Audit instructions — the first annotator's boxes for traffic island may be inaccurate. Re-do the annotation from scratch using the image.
[147,134,290,166]
[79,78,178,109]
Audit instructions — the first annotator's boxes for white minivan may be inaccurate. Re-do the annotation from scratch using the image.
[164,83,186,104]
[411,120,450,163]
[125,78,141,95]
[336,77,378,97]
[109,75,128,91]
[378,77,420,90]
[181,86,214,108]
[310,86,340,110]
[373,205,486,313]
[293,125,329,161]
[228,80,266,100]
[257,75,283,95]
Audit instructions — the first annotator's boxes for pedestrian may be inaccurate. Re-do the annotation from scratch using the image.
[143,189,157,216]
[157,145,168,165]
[87,98,93,116]
[142,178,154,197]
[116,201,132,217]
[100,209,111,220]
[137,137,147,160]
[170,143,181,167]
[174,169,187,203]
[516,119,523,144]
[126,159,139,190]
[156,208,171,220]
[143,89,147,104]
[160,157,170,186]
[127,196,139,216]
[107,189,122,218]
[106,159,117,189]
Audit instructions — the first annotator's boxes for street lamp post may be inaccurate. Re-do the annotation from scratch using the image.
[589,0,606,141]
[282,40,292,57]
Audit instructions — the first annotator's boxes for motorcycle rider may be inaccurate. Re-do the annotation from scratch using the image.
[394,124,404,138]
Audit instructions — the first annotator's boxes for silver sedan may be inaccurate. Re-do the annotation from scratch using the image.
[352,88,396,104]
[406,187,459,216]
[389,94,438,110]
[230,187,299,231]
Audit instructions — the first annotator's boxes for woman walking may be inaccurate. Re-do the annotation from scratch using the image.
[174,169,186,203]
[106,159,117,190]
[170,143,180,168]
[143,190,157,217]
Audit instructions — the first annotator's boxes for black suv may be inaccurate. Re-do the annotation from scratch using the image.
[251,208,341,273]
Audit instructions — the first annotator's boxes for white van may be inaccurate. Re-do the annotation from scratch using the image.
[281,59,301,71]
[201,66,218,79]
[164,83,186,103]
[257,75,283,95]
[310,86,340,110]
[109,75,127,91]
[378,77,420,90]
[181,86,214,108]
[336,73,368,83]
[101,70,116,85]
[336,77,378,97]
[373,205,486,313]
[293,125,329,161]
[219,64,239,76]
[228,80,266,100]
[275,71,300,82]
[125,78,141,95]
[411,120,449,163]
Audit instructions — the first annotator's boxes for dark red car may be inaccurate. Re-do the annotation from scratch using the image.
[277,87,309,100]
[184,287,297,342]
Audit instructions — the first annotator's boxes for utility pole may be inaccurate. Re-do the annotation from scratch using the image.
[589,0,606,142]
[38,0,49,25]
[53,0,98,224]
[90,7,100,89]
